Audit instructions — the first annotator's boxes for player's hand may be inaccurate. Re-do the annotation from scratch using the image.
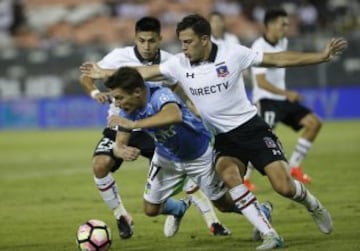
[93,92,111,104]
[323,38,347,61]
[285,90,302,103]
[113,144,140,161]
[107,115,136,130]
[80,62,106,79]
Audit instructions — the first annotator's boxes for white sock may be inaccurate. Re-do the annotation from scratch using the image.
[289,137,312,169]
[292,180,318,211]
[244,163,253,180]
[183,178,219,228]
[94,174,128,219]
[229,185,275,235]
[187,187,219,228]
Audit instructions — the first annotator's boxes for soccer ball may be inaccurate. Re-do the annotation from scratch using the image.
[76,219,112,251]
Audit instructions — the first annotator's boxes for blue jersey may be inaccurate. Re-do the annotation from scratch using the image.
[119,83,211,161]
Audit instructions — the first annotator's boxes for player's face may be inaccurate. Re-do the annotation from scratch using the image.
[178,28,208,63]
[271,16,289,39]
[135,31,161,60]
[111,87,143,114]
[209,15,225,36]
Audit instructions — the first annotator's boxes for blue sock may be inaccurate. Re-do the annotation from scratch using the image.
[162,198,187,218]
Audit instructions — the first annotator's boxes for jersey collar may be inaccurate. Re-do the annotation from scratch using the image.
[263,35,278,47]
[190,42,218,66]
[134,46,161,65]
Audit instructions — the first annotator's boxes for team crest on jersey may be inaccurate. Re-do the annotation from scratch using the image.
[159,93,170,103]
[215,64,229,77]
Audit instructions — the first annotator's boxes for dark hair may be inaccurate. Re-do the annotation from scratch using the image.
[208,11,224,20]
[104,67,144,93]
[176,14,211,37]
[135,16,161,34]
[264,9,288,26]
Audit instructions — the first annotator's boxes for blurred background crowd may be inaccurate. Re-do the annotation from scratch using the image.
[1,0,359,49]
[0,0,359,126]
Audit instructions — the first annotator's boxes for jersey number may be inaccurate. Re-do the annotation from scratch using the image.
[148,162,162,181]
[264,111,276,128]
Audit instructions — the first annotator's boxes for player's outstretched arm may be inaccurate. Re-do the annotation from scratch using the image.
[80,62,164,81]
[261,37,347,67]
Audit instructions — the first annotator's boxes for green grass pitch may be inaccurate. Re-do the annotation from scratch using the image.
[1,121,360,251]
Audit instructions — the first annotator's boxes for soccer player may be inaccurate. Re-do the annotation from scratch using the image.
[208,11,240,45]
[250,9,321,184]
[105,66,274,248]
[79,16,230,239]
[80,14,346,250]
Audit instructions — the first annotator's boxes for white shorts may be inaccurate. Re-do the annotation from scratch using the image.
[143,145,227,204]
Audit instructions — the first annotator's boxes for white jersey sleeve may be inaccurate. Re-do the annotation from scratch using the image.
[97,48,131,69]
[233,44,264,69]
[251,41,267,74]
[159,55,181,86]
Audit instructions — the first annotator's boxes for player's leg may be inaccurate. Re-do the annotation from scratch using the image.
[142,152,191,237]
[285,103,322,183]
[213,117,284,250]
[249,121,332,235]
[265,160,332,234]
[185,144,281,250]
[92,131,133,239]
[182,178,231,236]
[288,112,322,183]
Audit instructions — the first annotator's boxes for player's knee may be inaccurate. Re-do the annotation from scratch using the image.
[143,202,161,217]
[92,157,111,177]
[304,114,322,133]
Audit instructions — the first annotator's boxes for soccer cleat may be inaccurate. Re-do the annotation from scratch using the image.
[291,167,312,184]
[164,198,191,237]
[210,222,231,236]
[256,232,284,250]
[253,201,273,241]
[244,179,257,191]
[309,201,333,234]
[116,215,134,239]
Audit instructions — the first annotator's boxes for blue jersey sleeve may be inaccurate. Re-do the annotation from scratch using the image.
[150,87,181,113]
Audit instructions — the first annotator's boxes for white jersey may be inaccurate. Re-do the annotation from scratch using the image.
[159,43,263,134]
[211,32,240,46]
[97,46,174,117]
[251,37,288,103]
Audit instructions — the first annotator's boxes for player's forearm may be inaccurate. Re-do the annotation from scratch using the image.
[262,51,327,67]
[133,105,182,129]
[135,65,162,80]
[79,75,97,94]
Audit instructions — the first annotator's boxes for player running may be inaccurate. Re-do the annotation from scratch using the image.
[250,9,321,184]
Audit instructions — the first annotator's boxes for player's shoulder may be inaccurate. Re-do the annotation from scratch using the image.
[106,46,133,56]
[251,36,266,48]
[217,42,249,58]
[159,49,174,60]
[224,32,240,43]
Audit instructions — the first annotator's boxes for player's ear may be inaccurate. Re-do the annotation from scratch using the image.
[200,35,210,45]
[133,87,143,98]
